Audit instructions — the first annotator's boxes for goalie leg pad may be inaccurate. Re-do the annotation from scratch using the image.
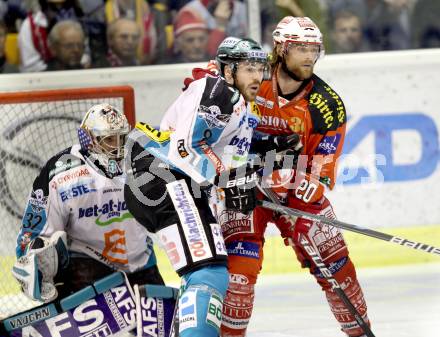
[179,265,228,337]
[135,283,178,337]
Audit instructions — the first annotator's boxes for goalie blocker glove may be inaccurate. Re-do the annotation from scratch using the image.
[12,231,69,303]
[214,165,258,214]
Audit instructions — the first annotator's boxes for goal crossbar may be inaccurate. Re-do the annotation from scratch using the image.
[0,85,136,126]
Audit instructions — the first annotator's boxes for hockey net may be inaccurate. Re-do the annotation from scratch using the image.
[0,86,135,320]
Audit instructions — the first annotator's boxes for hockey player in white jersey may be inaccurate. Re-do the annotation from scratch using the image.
[124,37,269,337]
[13,103,164,304]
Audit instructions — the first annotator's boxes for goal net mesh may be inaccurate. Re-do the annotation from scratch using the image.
[0,86,135,319]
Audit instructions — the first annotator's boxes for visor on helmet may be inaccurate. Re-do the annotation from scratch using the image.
[216,37,269,76]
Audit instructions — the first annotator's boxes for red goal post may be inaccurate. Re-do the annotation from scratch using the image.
[0,85,136,125]
[0,85,135,320]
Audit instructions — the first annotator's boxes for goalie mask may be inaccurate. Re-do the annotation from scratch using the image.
[78,103,130,177]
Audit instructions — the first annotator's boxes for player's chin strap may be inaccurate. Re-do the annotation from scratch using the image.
[256,179,375,337]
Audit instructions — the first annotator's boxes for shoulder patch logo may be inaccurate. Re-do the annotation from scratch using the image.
[308,80,346,134]
[198,105,230,129]
[324,85,346,124]
[309,92,334,129]
[316,134,342,155]
[49,158,82,179]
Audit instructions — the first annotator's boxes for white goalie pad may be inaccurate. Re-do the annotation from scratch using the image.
[12,231,68,303]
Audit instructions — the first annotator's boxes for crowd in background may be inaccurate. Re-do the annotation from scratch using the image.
[0,0,438,73]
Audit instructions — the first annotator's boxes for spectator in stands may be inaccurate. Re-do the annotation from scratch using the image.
[411,0,440,48]
[168,0,192,13]
[181,0,247,39]
[43,0,83,26]
[0,1,6,20]
[105,0,168,65]
[46,19,86,70]
[94,18,140,67]
[0,0,27,33]
[76,0,107,65]
[260,7,279,53]
[327,0,367,24]
[364,0,412,51]
[330,10,370,53]
[18,0,84,72]
[169,7,224,63]
[0,20,18,73]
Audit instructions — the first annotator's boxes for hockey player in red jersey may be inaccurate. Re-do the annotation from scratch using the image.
[219,17,371,337]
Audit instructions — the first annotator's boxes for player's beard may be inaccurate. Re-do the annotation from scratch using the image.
[236,80,261,102]
[281,58,313,82]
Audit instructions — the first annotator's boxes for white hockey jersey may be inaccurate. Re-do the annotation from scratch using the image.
[16,144,155,273]
[140,76,260,184]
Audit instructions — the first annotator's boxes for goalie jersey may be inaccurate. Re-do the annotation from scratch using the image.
[15,144,155,273]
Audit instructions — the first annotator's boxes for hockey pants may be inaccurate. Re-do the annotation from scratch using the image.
[219,196,370,337]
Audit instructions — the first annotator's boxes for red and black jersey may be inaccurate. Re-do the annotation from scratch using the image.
[256,67,347,189]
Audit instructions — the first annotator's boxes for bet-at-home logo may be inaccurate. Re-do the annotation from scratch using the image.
[78,199,133,226]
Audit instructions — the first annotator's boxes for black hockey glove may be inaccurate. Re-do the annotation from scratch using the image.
[250,133,301,156]
[214,165,259,214]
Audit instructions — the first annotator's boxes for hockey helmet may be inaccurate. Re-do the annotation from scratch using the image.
[216,37,268,76]
[78,103,130,177]
[272,16,324,59]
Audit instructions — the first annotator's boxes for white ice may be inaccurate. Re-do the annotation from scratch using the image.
[247,263,440,337]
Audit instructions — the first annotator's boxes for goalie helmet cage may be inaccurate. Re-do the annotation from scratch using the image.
[0,85,135,320]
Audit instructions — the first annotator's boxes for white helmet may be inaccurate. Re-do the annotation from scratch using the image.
[272,16,325,59]
[78,103,130,177]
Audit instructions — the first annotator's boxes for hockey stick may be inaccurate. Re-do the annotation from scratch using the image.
[258,200,440,257]
[257,185,374,337]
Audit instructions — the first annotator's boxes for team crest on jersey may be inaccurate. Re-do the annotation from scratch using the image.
[198,105,230,129]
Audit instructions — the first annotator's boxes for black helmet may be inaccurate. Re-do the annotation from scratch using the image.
[216,37,268,76]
